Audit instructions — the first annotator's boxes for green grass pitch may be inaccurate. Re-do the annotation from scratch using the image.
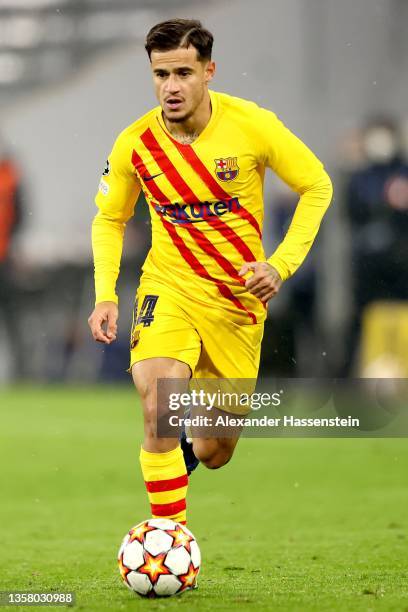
[0,386,407,611]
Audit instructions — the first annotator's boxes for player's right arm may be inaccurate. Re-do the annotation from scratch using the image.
[88,131,141,344]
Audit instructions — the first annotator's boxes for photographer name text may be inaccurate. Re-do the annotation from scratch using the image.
[169,415,360,428]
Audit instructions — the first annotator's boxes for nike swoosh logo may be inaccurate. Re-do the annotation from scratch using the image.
[143,172,164,182]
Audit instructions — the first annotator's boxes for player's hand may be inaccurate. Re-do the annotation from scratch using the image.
[88,301,118,344]
[238,262,282,303]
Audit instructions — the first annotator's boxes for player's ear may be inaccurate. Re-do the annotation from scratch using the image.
[205,60,216,83]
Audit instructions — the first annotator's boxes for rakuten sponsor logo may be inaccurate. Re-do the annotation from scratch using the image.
[154,197,241,223]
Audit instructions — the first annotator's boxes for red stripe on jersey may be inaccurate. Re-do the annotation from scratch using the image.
[141,128,257,262]
[141,129,198,202]
[202,216,255,262]
[162,130,262,239]
[132,148,257,323]
[185,224,244,285]
[233,204,262,240]
[151,498,186,517]
[160,215,257,323]
[145,474,188,493]
[132,149,168,204]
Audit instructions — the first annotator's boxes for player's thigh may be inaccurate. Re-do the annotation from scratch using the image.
[192,316,264,420]
[190,317,263,463]
[129,286,201,377]
[194,316,264,382]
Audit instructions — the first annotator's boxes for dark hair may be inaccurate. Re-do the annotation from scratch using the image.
[145,19,213,62]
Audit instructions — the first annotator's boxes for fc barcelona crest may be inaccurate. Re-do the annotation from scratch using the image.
[214,157,239,182]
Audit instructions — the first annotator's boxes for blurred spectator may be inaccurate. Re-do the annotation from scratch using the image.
[344,117,408,374]
[0,134,24,380]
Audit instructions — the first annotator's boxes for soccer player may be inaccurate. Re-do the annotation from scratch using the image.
[88,19,333,525]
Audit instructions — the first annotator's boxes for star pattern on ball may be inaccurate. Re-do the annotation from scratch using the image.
[138,551,172,585]
[118,553,131,582]
[129,522,156,544]
[178,562,199,591]
[166,525,194,553]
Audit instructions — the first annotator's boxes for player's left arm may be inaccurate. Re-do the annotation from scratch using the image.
[240,108,333,302]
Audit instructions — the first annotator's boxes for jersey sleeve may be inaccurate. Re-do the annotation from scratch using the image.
[92,132,141,305]
[95,131,141,222]
[254,108,333,281]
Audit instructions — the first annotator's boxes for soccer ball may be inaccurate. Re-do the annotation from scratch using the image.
[118,518,201,597]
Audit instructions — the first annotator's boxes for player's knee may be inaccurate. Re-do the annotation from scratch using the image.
[193,438,235,469]
[195,446,232,470]
[202,452,232,470]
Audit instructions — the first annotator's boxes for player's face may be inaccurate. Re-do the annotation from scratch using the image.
[150,46,215,124]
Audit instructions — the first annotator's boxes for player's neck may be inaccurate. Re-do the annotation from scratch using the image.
[163,91,212,145]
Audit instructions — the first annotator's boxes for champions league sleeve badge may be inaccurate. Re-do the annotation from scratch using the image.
[102,160,111,176]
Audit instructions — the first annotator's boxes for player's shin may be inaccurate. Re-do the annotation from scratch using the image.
[139,446,188,524]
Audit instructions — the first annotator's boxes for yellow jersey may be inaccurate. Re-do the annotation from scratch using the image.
[93,90,332,324]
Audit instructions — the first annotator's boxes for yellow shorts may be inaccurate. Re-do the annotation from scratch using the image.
[129,281,264,381]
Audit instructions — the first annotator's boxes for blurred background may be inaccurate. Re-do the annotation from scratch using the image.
[1,0,407,383]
